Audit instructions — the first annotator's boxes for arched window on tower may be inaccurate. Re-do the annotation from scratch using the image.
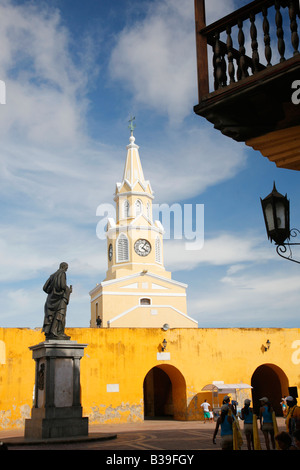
[117,233,129,262]
[135,199,142,217]
[146,202,151,220]
[155,236,162,263]
[123,200,130,218]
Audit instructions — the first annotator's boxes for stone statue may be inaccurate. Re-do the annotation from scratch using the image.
[42,262,72,340]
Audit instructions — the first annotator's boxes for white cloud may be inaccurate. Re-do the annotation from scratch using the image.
[0,1,248,231]
[109,4,195,123]
[0,0,93,146]
[109,0,236,124]
[0,125,248,241]
[189,269,300,327]
[0,286,44,325]
[163,230,300,327]
[0,220,106,327]
[0,139,122,222]
[0,280,92,328]
[141,125,247,203]
[164,232,274,272]
[0,220,107,283]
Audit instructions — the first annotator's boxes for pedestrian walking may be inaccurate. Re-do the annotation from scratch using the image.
[200,399,211,423]
[280,396,287,417]
[286,396,300,437]
[212,404,234,450]
[240,399,254,450]
[259,397,275,450]
[222,394,236,415]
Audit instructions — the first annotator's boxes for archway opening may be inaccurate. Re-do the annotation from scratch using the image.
[143,365,187,420]
[251,363,289,415]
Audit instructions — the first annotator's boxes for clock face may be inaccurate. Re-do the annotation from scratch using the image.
[108,243,113,261]
[134,239,151,256]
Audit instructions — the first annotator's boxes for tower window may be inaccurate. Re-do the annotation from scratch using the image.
[155,236,162,263]
[147,202,151,220]
[140,298,151,305]
[117,233,129,262]
[123,200,129,218]
[135,199,142,217]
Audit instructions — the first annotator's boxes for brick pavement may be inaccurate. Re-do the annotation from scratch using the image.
[0,417,287,451]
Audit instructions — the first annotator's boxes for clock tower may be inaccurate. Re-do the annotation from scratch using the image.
[89,128,198,328]
[105,129,169,281]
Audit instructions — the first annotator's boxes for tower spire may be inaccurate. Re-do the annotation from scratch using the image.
[116,117,152,193]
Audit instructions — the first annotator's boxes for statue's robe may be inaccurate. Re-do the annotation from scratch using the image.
[42,268,71,339]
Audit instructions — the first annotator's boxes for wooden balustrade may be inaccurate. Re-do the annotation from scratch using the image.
[195,0,299,96]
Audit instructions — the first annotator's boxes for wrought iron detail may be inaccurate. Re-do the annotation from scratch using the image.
[276,228,300,264]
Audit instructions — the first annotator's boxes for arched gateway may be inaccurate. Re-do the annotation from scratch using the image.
[143,365,187,420]
[251,363,289,415]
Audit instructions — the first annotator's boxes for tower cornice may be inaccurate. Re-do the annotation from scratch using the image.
[114,189,154,201]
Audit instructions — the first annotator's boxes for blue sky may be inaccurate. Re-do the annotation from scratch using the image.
[0,0,300,329]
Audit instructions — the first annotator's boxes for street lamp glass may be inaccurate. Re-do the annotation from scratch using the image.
[261,183,290,245]
[264,203,275,231]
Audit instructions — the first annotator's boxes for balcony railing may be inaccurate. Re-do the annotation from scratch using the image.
[195,0,299,99]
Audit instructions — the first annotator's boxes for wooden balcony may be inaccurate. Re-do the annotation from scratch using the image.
[194,0,300,170]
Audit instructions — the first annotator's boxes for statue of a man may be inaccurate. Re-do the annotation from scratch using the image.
[42,262,72,340]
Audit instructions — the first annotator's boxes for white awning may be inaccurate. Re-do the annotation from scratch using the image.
[202,383,252,393]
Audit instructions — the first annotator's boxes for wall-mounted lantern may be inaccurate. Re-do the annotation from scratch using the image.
[261,340,271,353]
[261,183,300,264]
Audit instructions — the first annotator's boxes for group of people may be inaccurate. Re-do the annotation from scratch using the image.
[201,394,300,450]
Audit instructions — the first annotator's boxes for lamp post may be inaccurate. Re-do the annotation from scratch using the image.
[261,183,300,264]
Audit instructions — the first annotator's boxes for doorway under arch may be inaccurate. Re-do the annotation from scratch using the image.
[143,365,187,420]
[251,363,289,415]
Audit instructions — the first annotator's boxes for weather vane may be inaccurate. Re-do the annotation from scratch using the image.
[128,115,136,134]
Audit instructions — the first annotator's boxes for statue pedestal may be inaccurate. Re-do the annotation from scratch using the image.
[25,340,88,439]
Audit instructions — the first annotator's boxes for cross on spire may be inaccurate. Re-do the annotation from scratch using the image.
[128,115,136,134]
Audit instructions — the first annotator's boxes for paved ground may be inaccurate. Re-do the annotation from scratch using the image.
[0,417,288,452]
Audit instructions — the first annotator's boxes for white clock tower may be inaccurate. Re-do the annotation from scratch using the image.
[90,127,198,328]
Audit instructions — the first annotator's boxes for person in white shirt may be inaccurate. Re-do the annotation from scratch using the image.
[201,399,212,423]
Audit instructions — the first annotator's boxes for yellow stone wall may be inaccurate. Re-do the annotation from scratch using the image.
[1,327,300,430]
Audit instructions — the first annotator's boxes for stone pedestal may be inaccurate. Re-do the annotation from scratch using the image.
[25,340,88,439]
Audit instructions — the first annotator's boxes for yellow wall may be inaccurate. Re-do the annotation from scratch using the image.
[1,327,300,430]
